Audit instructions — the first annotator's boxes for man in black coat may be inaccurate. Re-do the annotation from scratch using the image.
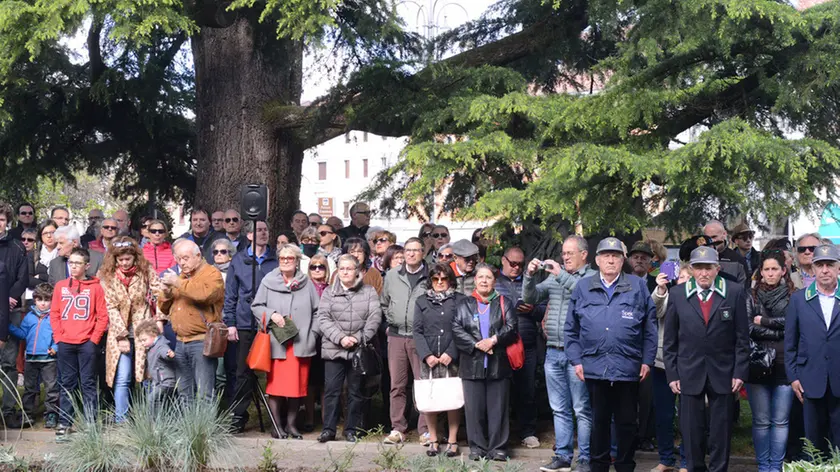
[663,247,749,472]
[0,204,28,427]
[336,203,371,242]
[703,220,749,286]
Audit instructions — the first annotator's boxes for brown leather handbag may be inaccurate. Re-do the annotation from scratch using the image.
[198,310,228,358]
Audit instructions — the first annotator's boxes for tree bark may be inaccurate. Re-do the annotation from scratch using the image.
[192,12,303,236]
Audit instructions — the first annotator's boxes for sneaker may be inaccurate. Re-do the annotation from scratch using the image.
[383,430,404,445]
[576,462,591,472]
[522,435,540,448]
[44,413,58,429]
[650,465,675,472]
[540,457,572,472]
[420,432,431,446]
[55,425,70,443]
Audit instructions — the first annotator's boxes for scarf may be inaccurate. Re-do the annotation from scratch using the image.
[313,281,328,298]
[471,289,500,304]
[40,245,58,267]
[116,266,138,289]
[214,262,231,274]
[426,287,455,303]
[755,283,790,319]
[32,306,50,318]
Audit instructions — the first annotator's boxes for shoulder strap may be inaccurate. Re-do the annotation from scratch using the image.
[197,310,208,326]
[500,295,506,323]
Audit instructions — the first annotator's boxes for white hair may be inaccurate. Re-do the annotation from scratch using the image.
[172,238,201,256]
[54,225,80,243]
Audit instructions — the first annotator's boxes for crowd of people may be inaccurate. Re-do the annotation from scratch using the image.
[0,200,838,472]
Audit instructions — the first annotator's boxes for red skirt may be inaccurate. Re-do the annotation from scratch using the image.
[266,344,311,398]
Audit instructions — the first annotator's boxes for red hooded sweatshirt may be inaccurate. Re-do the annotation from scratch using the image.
[50,277,109,345]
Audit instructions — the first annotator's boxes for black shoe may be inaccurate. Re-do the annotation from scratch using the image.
[427,441,439,457]
[3,414,21,429]
[318,430,336,443]
[638,439,656,452]
[444,443,459,458]
[270,427,288,439]
[230,423,245,434]
[44,413,58,429]
[491,451,508,462]
[286,428,303,440]
[540,456,572,472]
[344,432,358,443]
[469,451,483,461]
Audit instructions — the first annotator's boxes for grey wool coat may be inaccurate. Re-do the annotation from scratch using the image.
[317,275,382,361]
[251,269,320,359]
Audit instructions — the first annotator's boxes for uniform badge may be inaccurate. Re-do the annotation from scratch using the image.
[721,310,731,321]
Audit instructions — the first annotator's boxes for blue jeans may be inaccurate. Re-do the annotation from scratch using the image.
[174,340,217,404]
[545,347,592,463]
[747,383,793,472]
[653,367,677,466]
[57,341,98,426]
[114,348,134,423]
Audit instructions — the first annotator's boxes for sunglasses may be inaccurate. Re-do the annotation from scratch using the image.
[22,238,36,243]
[431,233,449,239]
[225,217,239,223]
[420,231,433,238]
[431,276,449,283]
[375,237,390,244]
[355,211,371,215]
[149,229,166,235]
[102,225,118,231]
[319,231,334,236]
[438,253,454,260]
[19,211,33,216]
[461,255,480,263]
[503,256,524,268]
[797,246,817,254]
[112,242,133,248]
[310,265,326,271]
[310,222,320,227]
[212,249,229,255]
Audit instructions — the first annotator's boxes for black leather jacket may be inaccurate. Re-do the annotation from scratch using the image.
[451,295,518,380]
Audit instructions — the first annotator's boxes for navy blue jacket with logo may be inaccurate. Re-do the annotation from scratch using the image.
[564,272,657,382]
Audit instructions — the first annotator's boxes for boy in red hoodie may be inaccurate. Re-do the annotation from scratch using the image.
[50,248,108,441]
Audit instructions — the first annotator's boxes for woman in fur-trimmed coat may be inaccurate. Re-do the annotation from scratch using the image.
[98,236,164,422]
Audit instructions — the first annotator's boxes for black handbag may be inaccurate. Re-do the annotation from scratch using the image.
[351,340,381,377]
[748,339,776,382]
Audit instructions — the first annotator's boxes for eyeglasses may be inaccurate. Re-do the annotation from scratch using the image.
[375,238,391,244]
[22,238,36,243]
[67,261,86,266]
[19,211,33,216]
[797,246,817,254]
[41,231,54,237]
[459,255,479,263]
[438,253,454,260]
[225,217,239,223]
[279,256,296,263]
[212,249,229,255]
[420,231,432,238]
[102,225,118,231]
[149,229,166,235]
[310,265,326,271]
[503,256,524,268]
[431,276,448,283]
[431,233,449,239]
[405,248,423,253]
[319,231,334,236]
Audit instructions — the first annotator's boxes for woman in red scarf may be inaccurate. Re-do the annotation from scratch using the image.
[98,236,163,422]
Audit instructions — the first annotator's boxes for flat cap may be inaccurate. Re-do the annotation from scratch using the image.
[596,237,625,255]
[679,235,715,262]
[450,239,479,257]
[689,246,719,265]
[628,241,654,257]
[812,244,840,263]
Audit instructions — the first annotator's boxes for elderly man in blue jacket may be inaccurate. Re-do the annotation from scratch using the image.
[785,244,840,455]
[565,237,657,472]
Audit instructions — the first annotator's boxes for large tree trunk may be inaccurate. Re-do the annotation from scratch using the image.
[192,12,303,236]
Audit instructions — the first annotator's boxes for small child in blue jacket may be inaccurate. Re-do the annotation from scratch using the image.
[9,283,58,428]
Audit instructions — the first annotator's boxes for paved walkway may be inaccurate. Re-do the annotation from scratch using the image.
[1,430,758,471]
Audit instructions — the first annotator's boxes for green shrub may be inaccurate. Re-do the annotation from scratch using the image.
[168,396,236,471]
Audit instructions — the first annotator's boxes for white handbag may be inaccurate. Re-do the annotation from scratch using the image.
[414,370,464,413]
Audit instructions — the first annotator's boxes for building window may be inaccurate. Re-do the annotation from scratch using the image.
[363,159,368,178]
[345,133,351,144]
[363,132,369,142]
[318,162,327,180]
[343,202,350,218]
[345,160,350,178]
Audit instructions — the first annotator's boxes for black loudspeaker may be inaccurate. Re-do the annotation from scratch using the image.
[241,184,269,221]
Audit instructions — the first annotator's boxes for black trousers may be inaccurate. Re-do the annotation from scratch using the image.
[232,329,256,424]
[803,382,840,456]
[323,359,364,435]
[680,383,735,472]
[511,344,538,438]
[463,378,510,456]
[586,379,639,472]
[638,373,656,442]
[23,361,58,417]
